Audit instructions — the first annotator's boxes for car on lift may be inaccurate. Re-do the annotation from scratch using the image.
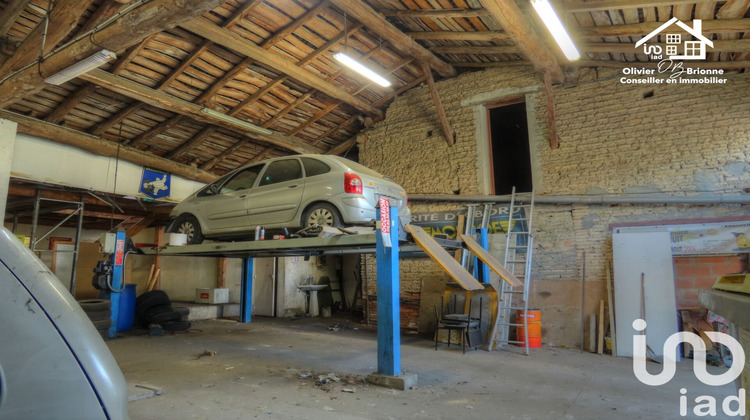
[0,227,128,419]
[166,154,411,244]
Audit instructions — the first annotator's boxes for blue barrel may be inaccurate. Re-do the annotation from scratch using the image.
[115,284,136,332]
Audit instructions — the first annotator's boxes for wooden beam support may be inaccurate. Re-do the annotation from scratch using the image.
[200,139,249,171]
[449,61,532,68]
[79,69,323,154]
[382,8,490,18]
[78,0,125,34]
[0,0,94,75]
[579,18,750,37]
[479,0,565,83]
[127,115,183,148]
[0,0,227,106]
[408,31,511,42]
[543,72,560,150]
[421,62,455,147]
[45,84,96,124]
[165,126,216,160]
[90,102,143,136]
[180,18,383,119]
[0,110,218,183]
[565,0,713,13]
[328,0,456,78]
[430,45,520,55]
[0,0,32,38]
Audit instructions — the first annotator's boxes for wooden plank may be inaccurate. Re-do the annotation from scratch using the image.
[589,313,597,352]
[0,0,32,38]
[459,233,523,287]
[596,299,604,354]
[382,8,490,18]
[406,225,484,291]
[606,261,617,355]
[454,215,466,262]
[565,0,711,13]
[421,62,455,146]
[479,0,564,83]
[408,31,511,42]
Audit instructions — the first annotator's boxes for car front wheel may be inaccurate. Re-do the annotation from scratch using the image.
[303,203,343,228]
[171,215,204,244]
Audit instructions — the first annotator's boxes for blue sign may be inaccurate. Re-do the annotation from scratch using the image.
[139,167,170,199]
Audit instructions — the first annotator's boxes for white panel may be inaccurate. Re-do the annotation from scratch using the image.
[11,135,204,202]
[253,258,276,316]
[613,227,679,358]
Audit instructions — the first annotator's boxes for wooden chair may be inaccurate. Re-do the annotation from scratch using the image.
[434,295,483,353]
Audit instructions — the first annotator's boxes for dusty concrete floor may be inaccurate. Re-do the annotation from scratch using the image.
[108,316,736,420]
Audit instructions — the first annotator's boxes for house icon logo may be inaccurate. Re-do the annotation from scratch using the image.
[635,18,713,60]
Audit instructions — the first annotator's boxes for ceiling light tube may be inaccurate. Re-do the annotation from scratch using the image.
[44,49,117,85]
[200,107,273,136]
[333,52,391,87]
[530,0,581,61]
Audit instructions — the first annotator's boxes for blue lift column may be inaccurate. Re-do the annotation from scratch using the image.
[240,257,253,323]
[472,228,490,283]
[366,200,417,390]
[107,230,127,338]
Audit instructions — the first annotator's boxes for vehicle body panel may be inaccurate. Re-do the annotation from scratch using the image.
[0,228,128,420]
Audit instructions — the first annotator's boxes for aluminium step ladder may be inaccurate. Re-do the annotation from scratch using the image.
[489,187,535,354]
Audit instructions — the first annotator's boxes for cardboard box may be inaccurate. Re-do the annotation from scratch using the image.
[195,288,229,304]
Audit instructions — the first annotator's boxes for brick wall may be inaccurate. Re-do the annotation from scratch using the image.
[359,65,750,348]
[674,256,747,308]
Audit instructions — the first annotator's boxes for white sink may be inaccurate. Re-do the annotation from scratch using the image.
[297,284,328,292]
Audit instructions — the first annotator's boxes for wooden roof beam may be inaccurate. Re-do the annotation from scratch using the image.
[0,110,218,184]
[421,62,455,147]
[382,8,490,19]
[79,69,323,154]
[0,0,32,38]
[479,0,565,83]
[180,18,382,119]
[408,31,510,42]
[584,39,750,53]
[328,0,456,78]
[0,0,94,75]
[0,0,227,107]
[564,0,712,13]
[580,19,750,37]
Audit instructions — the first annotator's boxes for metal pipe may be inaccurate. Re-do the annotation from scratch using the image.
[409,193,750,205]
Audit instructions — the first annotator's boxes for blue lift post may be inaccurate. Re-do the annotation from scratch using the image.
[376,204,400,376]
[107,230,127,338]
[240,257,253,323]
[472,228,490,283]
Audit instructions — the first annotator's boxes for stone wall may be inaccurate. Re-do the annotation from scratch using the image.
[358,65,750,348]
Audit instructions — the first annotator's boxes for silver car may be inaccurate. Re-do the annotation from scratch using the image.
[167,155,411,244]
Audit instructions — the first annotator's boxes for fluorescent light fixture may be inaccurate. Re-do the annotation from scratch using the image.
[333,52,391,87]
[44,49,117,85]
[200,107,273,136]
[530,0,581,61]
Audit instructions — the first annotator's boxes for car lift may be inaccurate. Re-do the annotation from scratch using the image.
[141,203,522,387]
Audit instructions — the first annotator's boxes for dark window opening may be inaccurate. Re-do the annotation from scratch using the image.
[488,100,532,195]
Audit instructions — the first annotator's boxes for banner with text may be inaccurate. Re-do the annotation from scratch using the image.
[411,206,526,240]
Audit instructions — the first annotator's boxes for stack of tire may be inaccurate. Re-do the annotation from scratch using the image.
[78,299,113,339]
[135,290,190,332]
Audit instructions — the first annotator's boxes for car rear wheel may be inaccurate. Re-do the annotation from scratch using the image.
[303,203,343,228]
[171,215,204,244]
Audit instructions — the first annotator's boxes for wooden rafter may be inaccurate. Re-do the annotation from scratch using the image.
[0,110,218,183]
[580,19,750,37]
[407,31,510,42]
[180,18,383,118]
[430,45,519,55]
[45,84,96,124]
[78,0,125,34]
[584,40,750,53]
[0,0,94,75]
[164,126,216,160]
[329,0,456,78]
[381,8,490,18]
[564,0,712,13]
[0,0,32,38]
[79,69,323,154]
[421,62,455,147]
[479,0,564,83]
[128,115,183,148]
[0,0,228,106]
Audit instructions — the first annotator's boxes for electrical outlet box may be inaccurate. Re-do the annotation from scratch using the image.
[100,233,117,253]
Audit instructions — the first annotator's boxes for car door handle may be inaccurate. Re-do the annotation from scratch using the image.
[288,185,298,188]
[239,194,248,198]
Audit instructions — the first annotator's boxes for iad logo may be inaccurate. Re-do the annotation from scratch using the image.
[632,319,746,417]
[635,18,714,60]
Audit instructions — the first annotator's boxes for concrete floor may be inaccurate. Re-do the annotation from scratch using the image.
[109,316,737,420]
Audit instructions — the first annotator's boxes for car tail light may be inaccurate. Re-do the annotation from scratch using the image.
[344,173,363,194]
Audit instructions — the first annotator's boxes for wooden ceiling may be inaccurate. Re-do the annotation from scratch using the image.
[0,0,748,181]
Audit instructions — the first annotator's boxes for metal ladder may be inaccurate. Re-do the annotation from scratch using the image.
[490,187,535,354]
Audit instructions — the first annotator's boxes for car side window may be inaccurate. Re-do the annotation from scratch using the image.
[219,165,262,194]
[301,157,331,177]
[259,159,302,186]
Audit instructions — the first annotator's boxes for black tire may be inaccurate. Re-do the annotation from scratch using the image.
[92,318,112,330]
[303,203,343,228]
[135,291,171,318]
[79,299,111,312]
[86,310,112,322]
[142,304,174,321]
[170,214,204,244]
[174,306,190,321]
[148,310,183,325]
[162,320,191,332]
